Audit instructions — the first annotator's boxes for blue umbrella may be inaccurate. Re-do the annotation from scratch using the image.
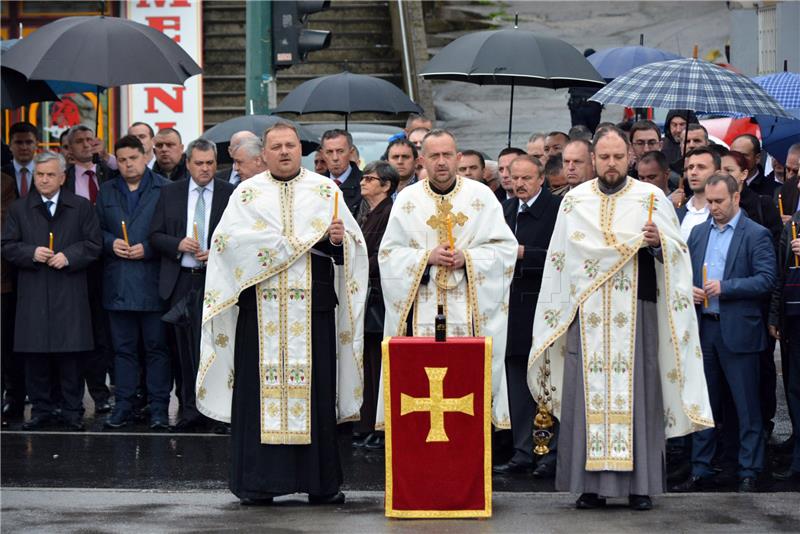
[587,46,682,80]
[752,71,800,113]
[590,58,792,118]
[755,114,800,165]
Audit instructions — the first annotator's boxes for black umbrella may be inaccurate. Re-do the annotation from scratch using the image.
[420,21,605,147]
[1,66,60,110]
[203,115,320,156]
[272,71,423,130]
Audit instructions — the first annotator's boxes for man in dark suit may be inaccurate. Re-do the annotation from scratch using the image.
[214,130,259,186]
[150,138,235,431]
[153,128,190,182]
[96,135,171,431]
[63,125,116,200]
[675,173,776,493]
[731,134,778,198]
[1,151,102,430]
[493,154,561,477]
[321,129,362,215]
[2,122,38,198]
[777,144,799,226]
[229,136,267,183]
[496,147,526,203]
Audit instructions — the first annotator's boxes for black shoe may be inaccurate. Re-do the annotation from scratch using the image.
[308,491,345,505]
[212,422,230,435]
[364,433,384,450]
[2,400,24,419]
[533,461,555,479]
[737,477,757,493]
[629,494,652,511]
[575,493,606,509]
[239,497,274,506]
[171,417,205,432]
[773,468,800,481]
[352,432,370,448]
[22,415,52,431]
[63,419,85,431]
[492,461,533,475]
[771,436,796,455]
[666,461,691,481]
[94,401,113,414]
[670,474,714,493]
[150,416,170,431]
[104,411,131,429]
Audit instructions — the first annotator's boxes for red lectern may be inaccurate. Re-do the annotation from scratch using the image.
[382,336,492,518]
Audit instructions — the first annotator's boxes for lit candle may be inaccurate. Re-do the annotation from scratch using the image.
[702,263,709,308]
[647,193,655,223]
[193,221,199,241]
[793,222,799,268]
[778,194,784,217]
[333,191,339,220]
[447,214,455,250]
[49,232,53,251]
[121,221,129,245]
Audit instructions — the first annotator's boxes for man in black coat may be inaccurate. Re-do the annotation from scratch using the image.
[731,134,779,198]
[1,152,102,430]
[493,154,562,477]
[152,128,191,182]
[1,122,38,198]
[321,129,362,216]
[150,138,235,431]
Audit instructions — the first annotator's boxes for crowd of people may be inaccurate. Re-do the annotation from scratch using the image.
[1,107,799,508]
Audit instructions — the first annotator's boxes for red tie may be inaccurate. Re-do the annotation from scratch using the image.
[334,178,342,186]
[86,169,98,205]
[19,167,29,197]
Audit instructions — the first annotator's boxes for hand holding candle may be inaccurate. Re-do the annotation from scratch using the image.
[121,221,129,245]
[702,263,709,307]
[793,222,799,268]
[333,191,339,220]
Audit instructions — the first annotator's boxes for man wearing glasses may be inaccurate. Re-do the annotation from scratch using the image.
[630,120,682,196]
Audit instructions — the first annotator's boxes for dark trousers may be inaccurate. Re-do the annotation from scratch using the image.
[759,336,777,434]
[1,292,25,407]
[692,317,764,479]
[506,354,536,465]
[171,271,205,420]
[108,311,171,417]
[784,315,800,472]
[354,332,382,434]
[83,290,112,404]
[25,352,84,422]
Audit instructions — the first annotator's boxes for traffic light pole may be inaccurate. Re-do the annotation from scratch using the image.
[245,0,276,115]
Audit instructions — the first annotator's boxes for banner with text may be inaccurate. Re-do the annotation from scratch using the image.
[125,0,203,140]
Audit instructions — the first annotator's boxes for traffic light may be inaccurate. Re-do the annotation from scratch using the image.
[273,1,332,69]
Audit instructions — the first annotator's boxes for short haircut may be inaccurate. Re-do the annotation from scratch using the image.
[705,173,739,196]
[687,123,708,140]
[685,147,721,170]
[733,133,761,154]
[387,138,418,159]
[460,149,485,169]
[59,130,70,145]
[546,131,570,142]
[638,150,669,173]
[156,127,182,142]
[527,132,546,143]
[362,160,400,195]
[421,129,457,152]
[568,124,593,141]
[405,114,433,129]
[185,137,218,159]
[593,124,631,149]
[129,121,155,138]
[725,150,749,173]
[9,122,38,139]
[232,136,263,159]
[788,142,800,156]
[66,124,93,145]
[596,121,616,130]
[707,143,728,159]
[544,153,563,177]
[114,134,145,154]
[497,146,526,160]
[629,120,661,140]
[263,121,300,144]
[564,138,592,155]
[408,126,432,139]
[321,128,354,149]
[34,151,66,173]
[509,154,544,176]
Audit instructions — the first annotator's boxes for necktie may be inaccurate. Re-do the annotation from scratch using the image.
[85,169,98,205]
[334,178,342,186]
[19,167,29,197]
[45,200,54,217]
[194,186,206,249]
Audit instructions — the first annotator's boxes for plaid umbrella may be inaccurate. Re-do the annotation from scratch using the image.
[590,58,792,118]
[752,71,800,117]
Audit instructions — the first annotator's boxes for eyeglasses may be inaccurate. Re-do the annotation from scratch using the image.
[633,140,660,147]
[361,174,381,182]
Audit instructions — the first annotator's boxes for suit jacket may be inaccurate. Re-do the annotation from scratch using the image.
[747,167,780,197]
[739,186,782,246]
[327,161,362,216]
[95,169,168,312]
[502,188,561,356]
[153,155,191,182]
[2,161,33,198]
[1,188,101,352]
[768,212,800,329]
[778,176,799,217]
[688,211,776,353]
[149,178,235,301]
[64,161,117,199]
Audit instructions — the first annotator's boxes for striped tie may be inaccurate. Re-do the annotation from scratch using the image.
[194,186,206,249]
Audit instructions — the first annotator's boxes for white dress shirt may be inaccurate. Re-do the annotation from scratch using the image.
[41,190,60,217]
[181,178,214,268]
[680,196,710,242]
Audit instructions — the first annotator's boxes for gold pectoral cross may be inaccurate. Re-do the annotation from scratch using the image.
[400,367,474,442]
[426,199,468,237]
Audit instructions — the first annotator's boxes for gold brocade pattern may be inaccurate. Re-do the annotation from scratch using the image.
[400,367,475,442]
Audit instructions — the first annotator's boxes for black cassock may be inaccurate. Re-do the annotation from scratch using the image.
[230,240,343,499]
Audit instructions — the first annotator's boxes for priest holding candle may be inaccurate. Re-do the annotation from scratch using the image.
[1,151,101,430]
[95,135,171,430]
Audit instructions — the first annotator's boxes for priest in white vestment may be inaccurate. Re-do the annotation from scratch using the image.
[377,129,518,429]
[528,126,713,511]
[196,122,368,505]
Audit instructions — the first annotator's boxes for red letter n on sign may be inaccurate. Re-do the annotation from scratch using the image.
[144,87,185,113]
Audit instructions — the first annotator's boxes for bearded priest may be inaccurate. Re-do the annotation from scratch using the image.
[196,122,368,505]
[377,129,518,430]
[528,125,713,511]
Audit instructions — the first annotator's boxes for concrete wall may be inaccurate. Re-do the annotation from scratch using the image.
[776,2,800,72]
[730,2,800,76]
